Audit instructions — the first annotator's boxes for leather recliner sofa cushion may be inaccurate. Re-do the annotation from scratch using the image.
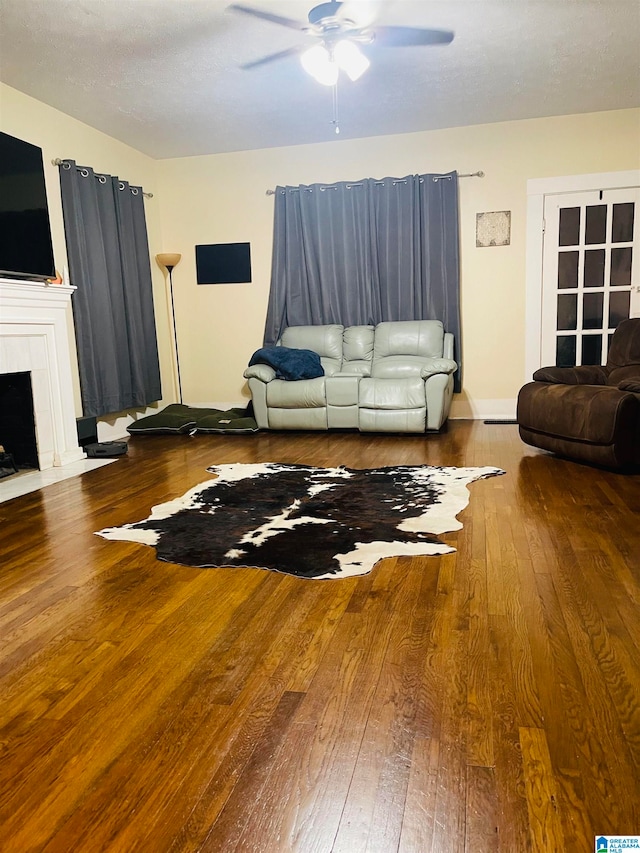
[370,321,454,380]
[325,375,360,406]
[342,325,375,375]
[359,377,426,410]
[360,408,426,433]
[606,316,640,383]
[373,320,445,359]
[280,325,344,376]
[266,377,326,408]
[269,407,328,430]
[372,355,436,379]
[517,382,639,445]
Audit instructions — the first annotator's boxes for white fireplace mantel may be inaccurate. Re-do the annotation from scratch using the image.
[0,277,84,469]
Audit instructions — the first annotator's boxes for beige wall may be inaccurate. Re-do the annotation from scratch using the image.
[0,83,173,429]
[158,107,640,414]
[2,81,639,422]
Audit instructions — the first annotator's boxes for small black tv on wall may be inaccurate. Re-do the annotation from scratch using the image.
[0,131,55,282]
[196,242,251,285]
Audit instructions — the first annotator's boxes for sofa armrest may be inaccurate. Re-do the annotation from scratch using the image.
[243,364,276,382]
[420,358,457,379]
[443,332,454,360]
[532,365,609,385]
[618,379,640,392]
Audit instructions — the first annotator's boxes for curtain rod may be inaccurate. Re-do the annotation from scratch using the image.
[265,171,484,195]
[51,159,153,198]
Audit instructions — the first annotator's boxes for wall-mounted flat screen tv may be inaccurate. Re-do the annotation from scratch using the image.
[196,242,252,284]
[0,131,56,282]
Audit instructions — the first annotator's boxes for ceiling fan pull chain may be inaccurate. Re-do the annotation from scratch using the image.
[331,82,340,134]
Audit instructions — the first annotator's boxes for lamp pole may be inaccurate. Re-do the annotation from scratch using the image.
[156,253,183,404]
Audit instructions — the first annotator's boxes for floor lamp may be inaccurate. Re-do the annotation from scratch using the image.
[156,253,183,404]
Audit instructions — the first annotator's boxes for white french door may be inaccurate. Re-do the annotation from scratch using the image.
[541,187,640,367]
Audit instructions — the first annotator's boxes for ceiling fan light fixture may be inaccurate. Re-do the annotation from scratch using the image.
[301,44,339,86]
[334,39,370,81]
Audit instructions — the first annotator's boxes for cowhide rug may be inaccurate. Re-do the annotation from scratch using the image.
[97,463,504,579]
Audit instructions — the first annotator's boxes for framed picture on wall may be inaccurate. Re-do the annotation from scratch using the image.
[195,242,252,284]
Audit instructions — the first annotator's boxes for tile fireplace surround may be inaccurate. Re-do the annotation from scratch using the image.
[0,278,84,470]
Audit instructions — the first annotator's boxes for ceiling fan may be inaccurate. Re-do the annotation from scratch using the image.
[229,1,454,84]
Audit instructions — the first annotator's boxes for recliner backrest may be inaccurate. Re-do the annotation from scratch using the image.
[371,320,445,378]
[606,318,640,385]
[342,325,375,375]
[280,324,344,375]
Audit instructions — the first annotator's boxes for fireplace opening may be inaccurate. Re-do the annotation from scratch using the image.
[0,371,39,479]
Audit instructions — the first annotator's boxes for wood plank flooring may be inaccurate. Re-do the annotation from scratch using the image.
[0,421,639,852]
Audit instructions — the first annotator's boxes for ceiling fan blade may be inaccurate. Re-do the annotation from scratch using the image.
[241,45,306,70]
[228,3,308,32]
[373,26,454,47]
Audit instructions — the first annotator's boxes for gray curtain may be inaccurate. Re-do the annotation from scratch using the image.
[264,172,461,389]
[59,161,161,417]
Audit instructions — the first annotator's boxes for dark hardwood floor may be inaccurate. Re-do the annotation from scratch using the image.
[1,421,639,852]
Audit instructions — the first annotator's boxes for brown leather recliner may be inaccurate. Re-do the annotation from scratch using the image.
[517,318,640,470]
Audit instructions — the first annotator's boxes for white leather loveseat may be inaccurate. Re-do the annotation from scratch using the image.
[243,320,457,433]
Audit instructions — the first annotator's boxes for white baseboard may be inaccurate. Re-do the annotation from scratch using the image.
[450,398,517,421]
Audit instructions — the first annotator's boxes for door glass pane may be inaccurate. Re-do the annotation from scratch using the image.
[610,247,632,286]
[557,294,577,330]
[612,202,634,243]
[582,334,603,365]
[584,249,605,287]
[609,291,630,327]
[559,207,580,246]
[583,292,603,329]
[558,251,579,288]
[585,205,607,244]
[556,335,576,367]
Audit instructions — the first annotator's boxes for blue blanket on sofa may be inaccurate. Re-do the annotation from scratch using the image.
[249,346,324,380]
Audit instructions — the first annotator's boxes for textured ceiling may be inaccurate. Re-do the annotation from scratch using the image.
[0,0,639,159]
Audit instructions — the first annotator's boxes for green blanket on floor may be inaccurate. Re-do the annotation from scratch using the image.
[127,404,258,435]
